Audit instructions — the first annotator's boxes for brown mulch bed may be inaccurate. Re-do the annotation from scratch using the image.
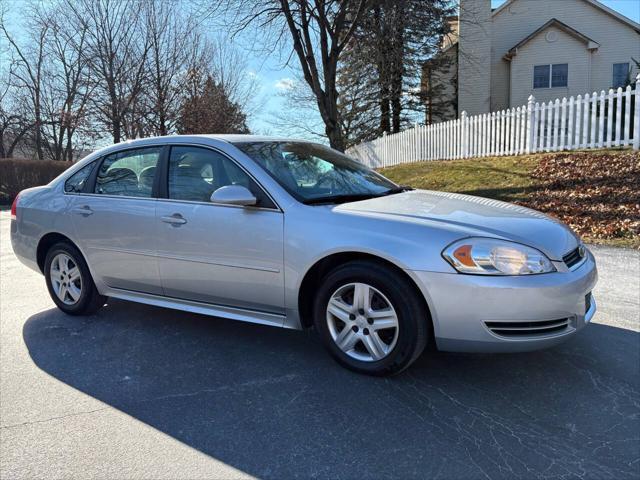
[515,151,640,245]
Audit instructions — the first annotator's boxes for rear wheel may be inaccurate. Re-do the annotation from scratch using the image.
[44,242,106,315]
[313,260,429,375]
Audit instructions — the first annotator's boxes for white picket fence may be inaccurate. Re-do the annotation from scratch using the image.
[348,75,640,168]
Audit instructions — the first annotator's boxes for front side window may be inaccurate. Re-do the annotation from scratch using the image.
[234,141,399,204]
[64,161,95,193]
[533,64,568,88]
[167,146,273,207]
[613,62,630,88]
[95,147,161,197]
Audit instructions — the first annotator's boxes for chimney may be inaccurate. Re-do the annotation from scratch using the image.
[458,0,492,116]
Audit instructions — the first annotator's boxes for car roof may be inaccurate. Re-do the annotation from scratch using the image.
[115,134,313,147]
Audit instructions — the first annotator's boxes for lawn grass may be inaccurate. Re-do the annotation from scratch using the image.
[380,155,540,204]
[379,150,639,249]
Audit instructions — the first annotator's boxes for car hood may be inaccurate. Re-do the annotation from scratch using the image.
[334,190,579,260]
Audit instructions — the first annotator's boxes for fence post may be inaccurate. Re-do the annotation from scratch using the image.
[634,74,640,150]
[461,111,468,158]
[526,95,535,154]
[382,131,387,167]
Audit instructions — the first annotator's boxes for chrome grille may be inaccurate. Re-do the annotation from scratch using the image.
[485,318,571,338]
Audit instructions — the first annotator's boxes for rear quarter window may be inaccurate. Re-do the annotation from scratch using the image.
[64,162,96,193]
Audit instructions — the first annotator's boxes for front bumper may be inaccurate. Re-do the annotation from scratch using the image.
[410,250,598,353]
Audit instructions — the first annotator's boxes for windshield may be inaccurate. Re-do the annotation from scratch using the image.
[233,141,400,204]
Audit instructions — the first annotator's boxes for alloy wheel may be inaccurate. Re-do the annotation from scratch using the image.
[49,253,82,305]
[326,282,399,362]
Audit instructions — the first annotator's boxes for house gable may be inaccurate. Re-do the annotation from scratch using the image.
[489,0,640,111]
[504,19,600,60]
[508,24,592,107]
[492,0,640,34]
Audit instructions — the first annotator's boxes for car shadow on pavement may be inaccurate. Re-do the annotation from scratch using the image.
[23,299,640,479]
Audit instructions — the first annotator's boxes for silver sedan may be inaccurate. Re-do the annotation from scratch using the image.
[10,135,597,375]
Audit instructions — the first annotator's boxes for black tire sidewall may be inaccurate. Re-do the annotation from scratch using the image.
[313,261,428,375]
[44,242,101,315]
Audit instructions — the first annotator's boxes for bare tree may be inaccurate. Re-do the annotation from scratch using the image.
[141,0,195,136]
[209,36,262,122]
[37,4,94,161]
[62,0,150,143]
[225,0,369,151]
[0,58,34,159]
[267,73,326,139]
[1,10,48,160]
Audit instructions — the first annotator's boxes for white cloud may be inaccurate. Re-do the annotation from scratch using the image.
[274,78,295,90]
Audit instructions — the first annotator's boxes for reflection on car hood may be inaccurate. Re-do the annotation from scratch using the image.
[334,190,579,260]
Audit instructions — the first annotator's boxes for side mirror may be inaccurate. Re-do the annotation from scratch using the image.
[210,185,257,206]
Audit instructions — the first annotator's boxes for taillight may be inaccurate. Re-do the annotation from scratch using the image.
[10,193,19,220]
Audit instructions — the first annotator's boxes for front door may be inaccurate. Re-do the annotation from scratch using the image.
[69,146,163,295]
[155,145,284,314]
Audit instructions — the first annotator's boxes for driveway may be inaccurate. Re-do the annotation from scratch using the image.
[1,211,638,479]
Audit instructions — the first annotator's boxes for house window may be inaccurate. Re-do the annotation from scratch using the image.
[613,63,630,88]
[551,64,568,87]
[533,65,550,88]
[533,64,568,88]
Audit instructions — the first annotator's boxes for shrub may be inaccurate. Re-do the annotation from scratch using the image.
[0,158,71,204]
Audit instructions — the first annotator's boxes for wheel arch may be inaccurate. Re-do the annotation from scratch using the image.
[36,232,78,273]
[297,251,435,342]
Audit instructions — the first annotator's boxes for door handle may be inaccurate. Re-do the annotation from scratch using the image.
[161,213,187,225]
[71,205,93,216]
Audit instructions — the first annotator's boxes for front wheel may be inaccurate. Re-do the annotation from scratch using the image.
[44,242,106,315]
[313,260,429,376]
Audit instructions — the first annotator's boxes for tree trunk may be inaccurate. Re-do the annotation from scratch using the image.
[113,120,121,143]
[390,2,404,134]
[34,103,43,160]
[325,121,346,151]
[379,90,390,133]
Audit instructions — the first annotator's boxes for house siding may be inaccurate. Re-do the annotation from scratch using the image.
[490,0,640,110]
[509,26,592,107]
[458,0,492,116]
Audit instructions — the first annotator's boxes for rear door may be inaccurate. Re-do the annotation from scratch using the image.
[68,146,164,294]
[155,145,285,314]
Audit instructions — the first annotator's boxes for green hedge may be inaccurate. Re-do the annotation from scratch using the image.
[0,158,71,204]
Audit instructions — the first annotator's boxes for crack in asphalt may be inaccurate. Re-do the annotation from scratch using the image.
[1,407,111,430]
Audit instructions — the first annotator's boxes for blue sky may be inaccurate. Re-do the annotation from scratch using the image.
[254,0,640,135]
[3,0,638,138]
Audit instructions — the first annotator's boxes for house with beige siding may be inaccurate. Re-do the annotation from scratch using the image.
[424,0,640,122]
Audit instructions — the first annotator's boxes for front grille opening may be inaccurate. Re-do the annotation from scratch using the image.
[563,246,584,269]
[485,318,571,338]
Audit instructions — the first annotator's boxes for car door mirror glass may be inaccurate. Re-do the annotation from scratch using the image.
[210,185,257,206]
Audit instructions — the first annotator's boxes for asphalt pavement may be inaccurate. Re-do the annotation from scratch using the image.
[1,211,638,479]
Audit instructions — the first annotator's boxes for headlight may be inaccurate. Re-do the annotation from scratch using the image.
[442,238,556,275]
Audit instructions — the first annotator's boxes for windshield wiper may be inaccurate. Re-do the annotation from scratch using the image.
[302,193,381,205]
[302,186,414,205]
[382,185,414,196]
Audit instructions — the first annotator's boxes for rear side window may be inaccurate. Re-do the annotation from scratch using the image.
[95,147,161,197]
[64,162,95,193]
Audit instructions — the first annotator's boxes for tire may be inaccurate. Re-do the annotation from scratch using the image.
[313,260,429,376]
[44,241,106,315]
